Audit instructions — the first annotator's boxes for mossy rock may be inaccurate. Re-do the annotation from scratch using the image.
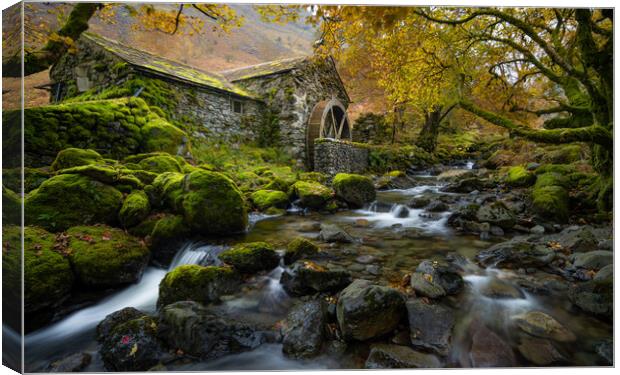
[534,164,576,175]
[542,144,583,164]
[25,174,123,231]
[141,118,190,156]
[299,172,328,184]
[2,167,50,193]
[67,225,150,288]
[264,177,293,192]
[51,148,104,171]
[284,237,319,265]
[128,213,161,238]
[118,168,158,185]
[532,185,569,223]
[119,191,151,228]
[332,173,376,208]
[290,181,333,210]
[250,189,289,211]
[57,164,144,190]
[2,225,74,314]
[535,172,569,189]
[150,172,186,210]
[138,154,182,174]
[218,242,280,274]
[157,265,241,307]
[504,166,535,187]
[387,170,406,178]
[2,185,21,225]
[123,152,171,164]
[234,171,270,192]
[181,170,247,235]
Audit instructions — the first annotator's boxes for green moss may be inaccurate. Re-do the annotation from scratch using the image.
[535,172,569,189]
[2,167,51,193]
[51,148,104,171]
[299,172,327,184]
[541,144,584,164]
[158,265,240,306]
[218,242,280,273]
[284,237,319,265]
[2,186,21,225]
[250,189,289,211]
[138,154,183,174]
[2,226,74,313]
[150,214,190,249]
[119,191,151,228]
[181,170,247,235]
[531,185,569,223]
[150,172,186,210]
[263,177,293,193]
[67,225,149,287]
[25,174,123,231]
[290,181,333,210]
[332,173,376,208]
[505,166,536,187]
[233,171,270,192]
[57,164,144,190]
[387,170,406,178]
[141,118,189,155]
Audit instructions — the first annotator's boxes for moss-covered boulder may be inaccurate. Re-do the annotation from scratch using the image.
[505,166,535,187]
[542,144,583,164]
[233,171,270,192]
[284,237,319,265]
[181,170,247,235]
[56,164,144,190]
[138,154,183,174]
[218,242,280,274]
[332,173,376,208]
[148,214,190,264]
[2,226,74,314]
[250,189,289,211]
[2,167,50,193]
[535,172,569,189]
[299,172,328,184]
[532,185,569,223]
[51,148,104,171]
[119,191,151,227]
[149,172,186,210]
[157,265,240,307]
[25,174,123,231]
[141,118,190,156]
[2,185,21,225]
[290,181,333,210]
[67,225,150,287]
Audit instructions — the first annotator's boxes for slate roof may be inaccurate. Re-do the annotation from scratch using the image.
[82,33,258,100]
[220,56,309,82]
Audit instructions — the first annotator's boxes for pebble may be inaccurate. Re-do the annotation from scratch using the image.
[366,265,381,275]
[356,255,376,264]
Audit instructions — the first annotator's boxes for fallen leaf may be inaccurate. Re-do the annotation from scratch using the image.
[102,232,112,241]
[129,343,138,357]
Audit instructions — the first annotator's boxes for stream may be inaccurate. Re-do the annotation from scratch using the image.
[24,163,612,371]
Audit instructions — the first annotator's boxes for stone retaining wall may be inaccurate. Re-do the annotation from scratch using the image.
[314,139,369,175]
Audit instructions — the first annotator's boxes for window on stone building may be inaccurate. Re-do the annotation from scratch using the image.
[231,99,244,114]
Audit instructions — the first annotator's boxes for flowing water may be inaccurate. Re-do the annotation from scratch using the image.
[24,164,612,371]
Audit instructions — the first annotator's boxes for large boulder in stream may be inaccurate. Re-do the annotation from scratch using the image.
[66,226,150,288]
[289,180,334,210]
[475,201,516,230]
[476,236,555,269]
[568,277,613,318]
[218,242,280,274]
[468,320,516,367]
[416,260,463,295]
[282,299,327,359]
[158,301,264,359]
[406,299,455,356]
[318,223,355,243]
[157,265,241,307]
[440,177,490,193]
[332,173,376,208]
[337,279,406,341]
[25,173,124,231]
[513,311,576,342]
[280,261,352,296]
[409,272,446,299]
[97,307,146,341]
[284,237,319,265]
[365,344,442,369]
[100,314,164,371]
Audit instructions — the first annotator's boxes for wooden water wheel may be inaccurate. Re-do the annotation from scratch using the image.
[306,98,351,169]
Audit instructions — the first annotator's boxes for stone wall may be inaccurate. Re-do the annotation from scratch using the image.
[313,139,369,176]
[50,37,264,143]
[234,58,350,164]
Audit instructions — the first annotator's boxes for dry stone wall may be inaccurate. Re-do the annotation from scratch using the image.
[314,139,369,176]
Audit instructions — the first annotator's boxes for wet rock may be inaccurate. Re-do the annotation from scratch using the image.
[441,177,489,193]
[568,278,612,318]
[281,261,352,296]
[355,255,376,264]
[393,205,410,218]
[318,223,355,243]
[337,279,406,341]
[158,301,264,359]
[594,339,613,365]
[517,337,564,365]
[594,264,613,282]
[48,352,92,372]
[476,201,516,230]
[469,322,516,367]
[365,344,441,369]
[408,196,430,209]
[298,222,321,232]
[597,239,612,251]
[416,260,463,295]
[552,226,597,253]
[282,299,327,359]
[284,237,319,265]
[333,173,376,208]
[406,299,454,356]
[409,272,446,299]
[426,201,448,212]
[476,237,555,269]
[100,315,164,371]
[158,265,241,307]
[218,242,280,274]
[530,225,545,234]
[479,279,525,299]
[513,311,576,342]
[366,265,381,276]
[572,250,612,271]
[354,218,370,227]
[490,226,504,236]
[97,307,145,342]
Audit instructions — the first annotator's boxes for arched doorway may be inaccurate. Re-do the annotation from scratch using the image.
[306,98,352,169]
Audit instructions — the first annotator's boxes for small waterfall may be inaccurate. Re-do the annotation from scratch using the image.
[352,200,451,233]
[24,241,220,371]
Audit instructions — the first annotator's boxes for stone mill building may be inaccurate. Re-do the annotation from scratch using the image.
[50,33,354,168]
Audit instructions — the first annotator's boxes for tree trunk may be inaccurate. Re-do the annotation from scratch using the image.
[416,106,443,152]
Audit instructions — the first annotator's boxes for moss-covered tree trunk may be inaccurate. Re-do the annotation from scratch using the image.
[416,106,443,152]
